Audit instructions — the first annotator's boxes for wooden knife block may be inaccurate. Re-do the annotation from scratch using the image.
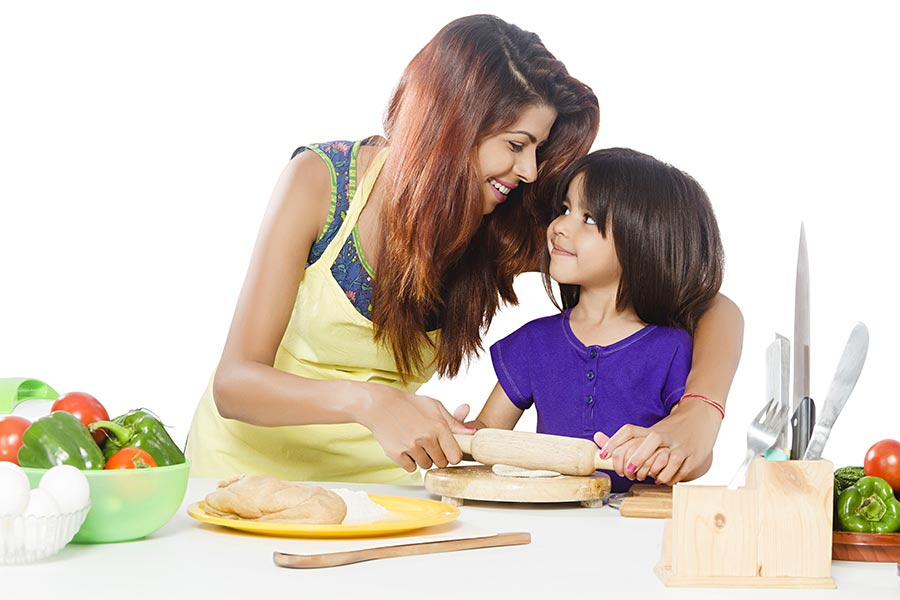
[656,458,836,588]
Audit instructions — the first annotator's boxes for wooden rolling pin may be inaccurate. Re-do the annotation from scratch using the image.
[453,429,614,476]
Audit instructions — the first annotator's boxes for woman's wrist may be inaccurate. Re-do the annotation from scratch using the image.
[339,380,382,428]
[679,393,725,419]
[673,394,725,433]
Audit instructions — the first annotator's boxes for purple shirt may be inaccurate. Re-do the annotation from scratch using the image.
[490,309,692,492]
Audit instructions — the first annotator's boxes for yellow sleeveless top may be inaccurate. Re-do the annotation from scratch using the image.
[185,146,437,484]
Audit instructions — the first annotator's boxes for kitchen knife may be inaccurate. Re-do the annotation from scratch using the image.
[765,335,791,460]
[454,429,614,476]
[791,222,815,460]
[791,396,815,460]
[803,322,869,460]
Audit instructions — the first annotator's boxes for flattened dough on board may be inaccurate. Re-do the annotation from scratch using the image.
[491,464,562,478]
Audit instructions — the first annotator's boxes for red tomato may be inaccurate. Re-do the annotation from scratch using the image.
[104,447,158,469]
[52,392,110,444]
[0,416,31,465]
[864,439,900,492]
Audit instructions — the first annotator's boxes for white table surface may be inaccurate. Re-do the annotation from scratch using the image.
[4,478,898,599]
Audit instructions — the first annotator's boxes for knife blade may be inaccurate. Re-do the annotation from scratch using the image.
[766,335,791,459]
[791,223,815,459]
[803,322,869,460]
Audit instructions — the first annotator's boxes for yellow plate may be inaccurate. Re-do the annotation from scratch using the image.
[187,495,460,538]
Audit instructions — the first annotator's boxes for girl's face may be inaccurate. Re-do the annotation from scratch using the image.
[475,104,557,215]
[547,174,621,290]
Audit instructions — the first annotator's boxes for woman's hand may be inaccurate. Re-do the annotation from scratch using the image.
[594,398,721,485]
[360,384,474,472]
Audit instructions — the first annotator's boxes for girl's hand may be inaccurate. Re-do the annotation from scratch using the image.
[594,430,672,482]
[361,385,474,472]
[594,398,721,485]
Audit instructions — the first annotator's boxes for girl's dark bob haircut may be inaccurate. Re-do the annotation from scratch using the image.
[541,147,724,333]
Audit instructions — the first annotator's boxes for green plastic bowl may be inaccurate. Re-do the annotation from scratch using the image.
[23,460,190,543]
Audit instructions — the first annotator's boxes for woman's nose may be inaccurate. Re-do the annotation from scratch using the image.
[515,148,538,184]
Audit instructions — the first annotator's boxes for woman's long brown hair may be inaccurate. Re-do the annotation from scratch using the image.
[373,15,599,380]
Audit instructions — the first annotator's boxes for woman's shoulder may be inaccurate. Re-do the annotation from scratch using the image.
[292,136,385,168]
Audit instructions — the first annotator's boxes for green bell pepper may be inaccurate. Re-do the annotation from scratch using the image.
[17,411,106,469]
[837,475,900,533]
[90,409,185,466]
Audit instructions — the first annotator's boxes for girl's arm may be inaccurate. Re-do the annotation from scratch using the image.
[465,382,525,431]
[597,293,744,484]
[212,151,469,472]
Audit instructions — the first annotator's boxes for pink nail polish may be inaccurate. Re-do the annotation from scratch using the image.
[600,450,609,459]
[626,462,637,475]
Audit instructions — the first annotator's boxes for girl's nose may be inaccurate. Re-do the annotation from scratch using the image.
[550,215,569,237]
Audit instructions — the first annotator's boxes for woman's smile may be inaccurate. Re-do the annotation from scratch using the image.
[488,177,515,202]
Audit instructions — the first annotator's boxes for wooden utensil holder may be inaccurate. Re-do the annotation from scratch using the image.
[656,458,836,588]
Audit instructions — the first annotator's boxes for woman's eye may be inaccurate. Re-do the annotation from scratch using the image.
[508,141,524,153]
[561,206,571,216]
[584,214,596,225]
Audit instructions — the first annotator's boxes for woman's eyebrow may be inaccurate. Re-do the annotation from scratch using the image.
[506,130,537,143]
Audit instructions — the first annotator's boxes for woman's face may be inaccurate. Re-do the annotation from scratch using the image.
[475,104,557,215]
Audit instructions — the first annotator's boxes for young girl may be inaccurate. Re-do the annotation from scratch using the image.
[468,148,726,492]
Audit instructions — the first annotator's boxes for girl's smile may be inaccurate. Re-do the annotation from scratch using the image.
[551,242,575,256]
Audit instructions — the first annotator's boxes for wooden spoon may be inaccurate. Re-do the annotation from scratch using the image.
[274,532,531,568]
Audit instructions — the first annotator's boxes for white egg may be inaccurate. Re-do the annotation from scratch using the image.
[23,488,60,518]
[11,398,55,422]
[39,465,91,513]
[0,461,32,516]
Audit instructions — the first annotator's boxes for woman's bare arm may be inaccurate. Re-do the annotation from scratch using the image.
[211,151,467,471]
[597,293,744,484]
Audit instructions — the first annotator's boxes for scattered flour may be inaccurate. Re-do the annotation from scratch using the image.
[329,489,390,525]
[491,464,562,478]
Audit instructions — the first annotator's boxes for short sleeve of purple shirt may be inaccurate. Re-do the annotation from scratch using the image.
[489,325,536,410]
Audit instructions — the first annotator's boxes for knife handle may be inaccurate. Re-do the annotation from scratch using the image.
[790,396,815,460]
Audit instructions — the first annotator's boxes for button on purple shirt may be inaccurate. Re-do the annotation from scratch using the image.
[490,309,692,492]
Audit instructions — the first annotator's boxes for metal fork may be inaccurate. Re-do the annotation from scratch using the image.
[727,397,791,490]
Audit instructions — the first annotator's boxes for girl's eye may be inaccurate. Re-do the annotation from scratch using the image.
[561,206,571,216]
[508,141,524,153]
[584,214,596,225]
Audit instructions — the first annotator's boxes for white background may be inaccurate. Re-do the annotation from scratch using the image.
[1,1,897,484]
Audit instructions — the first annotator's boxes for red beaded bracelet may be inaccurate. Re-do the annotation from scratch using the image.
[680,393,725,419]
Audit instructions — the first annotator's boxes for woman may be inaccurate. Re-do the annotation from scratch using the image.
[185,14,741,485]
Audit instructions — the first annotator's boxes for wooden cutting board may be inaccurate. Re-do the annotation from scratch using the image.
[424,465,611,507]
